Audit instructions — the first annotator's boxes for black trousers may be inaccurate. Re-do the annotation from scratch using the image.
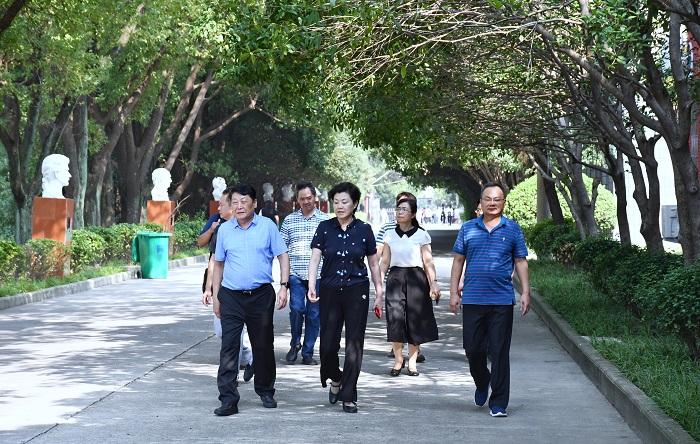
[318,281,370,403]
[217,284,276,405]
[385,267,438,345]
[462,304,513,409]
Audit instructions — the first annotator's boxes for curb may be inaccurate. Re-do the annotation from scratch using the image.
[515,280,698,444]
[0,254,209,311]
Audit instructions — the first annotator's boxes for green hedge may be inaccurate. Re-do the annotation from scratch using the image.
[0,220,202,285]
[0,239,26,284]
[636,261,700,361]
[23,238,71,281]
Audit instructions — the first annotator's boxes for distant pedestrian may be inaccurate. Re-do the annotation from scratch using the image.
[280,182,330,366]
[380,195,439,377]
[307,182,383,414]
[261,198,279,226]
[449,182,530,418]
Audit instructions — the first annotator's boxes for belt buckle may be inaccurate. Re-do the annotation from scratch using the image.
[242,290,253,295]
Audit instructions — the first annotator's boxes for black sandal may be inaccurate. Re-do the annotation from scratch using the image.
[329,381,341,404]
[342,401,358,413]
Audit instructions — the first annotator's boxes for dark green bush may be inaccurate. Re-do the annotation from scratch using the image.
[23,238,71,280]
[551,231,582,265]
[636,261,700,361]
[572,236,645,297]
[0,239,26,284]
[572,237,623,272]
[606,252,684,318]
[173,220,201,253]
[527,218,579,260]
[70,230,108,273]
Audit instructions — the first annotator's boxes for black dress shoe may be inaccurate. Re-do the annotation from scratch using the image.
[286,344,301,364]
[260,394,277,408]
[390,359,405,377]
[416,353,426,363]
[342,401,358,413]
[243,364,254,382]
[407,368,420,376]
[214,403,238,416]
[328,381,341,404]
[387,348,395,358]
[301,355,318,365]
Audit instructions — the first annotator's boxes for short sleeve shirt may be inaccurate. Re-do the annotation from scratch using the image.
[453,215,528,305]
[215,213,288,290]
[280,208,330,280]
[383,227,431,268]
[375,221,397,245]
[200,214,221,235]
[311,217,377,288]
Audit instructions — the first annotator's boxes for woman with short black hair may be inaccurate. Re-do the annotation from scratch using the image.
[307,182,383,413]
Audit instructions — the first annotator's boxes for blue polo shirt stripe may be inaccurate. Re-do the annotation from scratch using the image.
[453,215,528,305]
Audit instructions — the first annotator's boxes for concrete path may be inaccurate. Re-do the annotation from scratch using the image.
[0,228,642,444]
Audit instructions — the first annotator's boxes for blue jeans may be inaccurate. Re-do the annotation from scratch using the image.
[289,275,320,357]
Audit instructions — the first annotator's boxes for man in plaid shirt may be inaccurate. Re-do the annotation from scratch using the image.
[280,182,330,365]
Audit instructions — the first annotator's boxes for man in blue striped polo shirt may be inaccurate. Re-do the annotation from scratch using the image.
[449,182,531,418]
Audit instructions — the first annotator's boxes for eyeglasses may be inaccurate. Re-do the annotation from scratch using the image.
[395,207,411,213]
[481,198,504,204]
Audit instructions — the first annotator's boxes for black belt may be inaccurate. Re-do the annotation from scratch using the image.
[236,283,272,296]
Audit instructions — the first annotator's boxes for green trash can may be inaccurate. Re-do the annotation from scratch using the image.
[132,231,172,278]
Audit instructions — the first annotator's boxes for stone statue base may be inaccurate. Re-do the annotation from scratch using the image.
[146,201,175,255]
[32,197,74,276]
[209,200,219,218]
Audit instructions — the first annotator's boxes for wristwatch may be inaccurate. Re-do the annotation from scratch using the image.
[280,281,290,289]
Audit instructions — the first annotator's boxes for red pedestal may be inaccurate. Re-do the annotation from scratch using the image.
[319,201,329,213]
[32,197,74,243]
[147,201,175,255]
[147,201,176,232]
[209,201,220,218]
[32,197,74,276]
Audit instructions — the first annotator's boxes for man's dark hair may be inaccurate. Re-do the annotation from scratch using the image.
[329,182,361,214]
[480,181,507,198]
[296,181,316,196]
[395,191,417,204]
[225,183,256,203]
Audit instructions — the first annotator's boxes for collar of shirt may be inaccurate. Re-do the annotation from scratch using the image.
[331,216,358,230]
[231,212,260,230]
[298,207,324,221]
[395,225,419,238]
[475,215,508,232]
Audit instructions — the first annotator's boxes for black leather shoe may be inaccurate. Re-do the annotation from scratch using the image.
[342,401,358,413]
[214,403,238,416]
[260,395,277,408]
[407,368,420,376]
[386,349,395,358]
[301,355,318,365]
[328,381,341,405]
[416,353,426,363]
[243,364,254,382]
[285,344,301,364]
[390,359,405,377]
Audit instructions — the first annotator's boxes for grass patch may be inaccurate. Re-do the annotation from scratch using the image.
[530,260,700,441]
[0,247,208,298]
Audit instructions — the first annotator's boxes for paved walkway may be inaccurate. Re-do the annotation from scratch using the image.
[0,228,643,444]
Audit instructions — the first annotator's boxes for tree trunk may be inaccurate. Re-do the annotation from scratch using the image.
[604,148,631,245]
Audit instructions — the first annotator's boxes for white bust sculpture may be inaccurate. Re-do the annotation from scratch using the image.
[151,168,172,201]
[212,177,226,201]
[262,182,274,202]
[281,184,294,202]
[318,188,328,202]
[41,154,71,199]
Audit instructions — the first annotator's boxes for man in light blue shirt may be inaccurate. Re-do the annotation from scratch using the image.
[206,183,290,416]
